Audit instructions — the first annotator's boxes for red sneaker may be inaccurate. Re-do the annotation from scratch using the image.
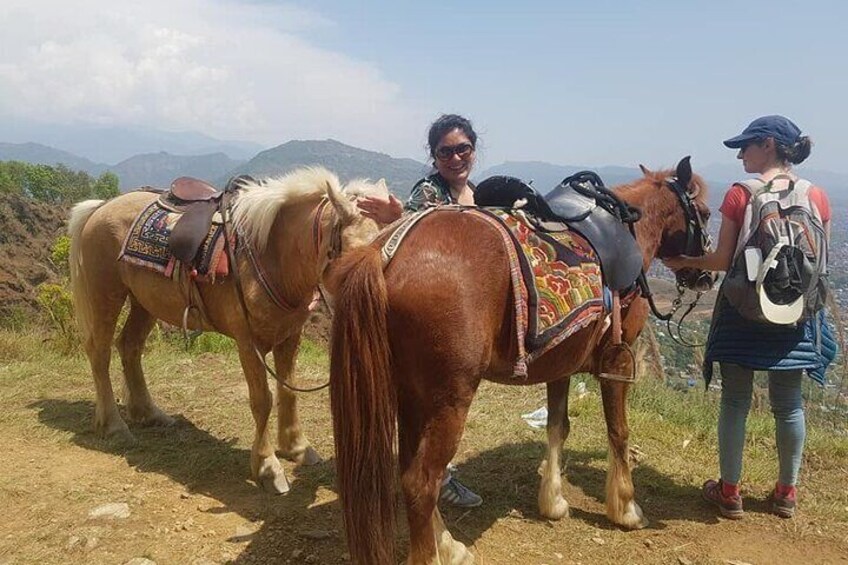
[702,479,744,519]
[771,482,797,519]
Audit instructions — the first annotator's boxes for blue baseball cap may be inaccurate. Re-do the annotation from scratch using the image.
[723,115,802,149]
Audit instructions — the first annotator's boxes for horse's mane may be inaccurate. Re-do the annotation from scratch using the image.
[232,166,389,252]
[616,167,708,206]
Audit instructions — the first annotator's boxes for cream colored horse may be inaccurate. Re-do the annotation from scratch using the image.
[68,167,386,493]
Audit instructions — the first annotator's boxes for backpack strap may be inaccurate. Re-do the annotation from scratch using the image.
[736,178,767,195]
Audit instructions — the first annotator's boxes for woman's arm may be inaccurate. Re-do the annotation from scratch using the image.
[662,215,739,273]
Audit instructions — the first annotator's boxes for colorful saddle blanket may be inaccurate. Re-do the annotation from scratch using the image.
[380,206,607,377]
[470,209,605,374]
[119,200,230,281]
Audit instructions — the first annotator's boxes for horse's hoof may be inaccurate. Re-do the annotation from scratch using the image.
[540,495,570,521]
[107,426,137,446]
[258,473,291,495]
[135,408,176,428]
[294,446,322,466]
[616,501,648,530]
[97,417,136,444]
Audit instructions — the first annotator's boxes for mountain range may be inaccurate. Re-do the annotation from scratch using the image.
[3,124,848,206]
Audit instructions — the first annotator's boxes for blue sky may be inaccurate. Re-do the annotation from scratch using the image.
[1,0,846,173]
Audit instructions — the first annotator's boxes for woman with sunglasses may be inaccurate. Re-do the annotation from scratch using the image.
[357,113,478,224]
[356,114,484,509]
[663,115,835,520]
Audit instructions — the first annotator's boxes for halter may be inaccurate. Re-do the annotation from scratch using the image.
[222,194,344,394]
[636,176,713,346]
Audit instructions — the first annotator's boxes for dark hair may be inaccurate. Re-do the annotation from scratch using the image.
[775,135,812,165]
[427,114,477,159]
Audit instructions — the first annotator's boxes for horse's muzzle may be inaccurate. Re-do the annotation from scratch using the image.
[677,269,716,293]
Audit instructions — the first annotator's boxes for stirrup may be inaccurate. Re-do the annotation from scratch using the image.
[597,342,636,383]
[181,305,203,349]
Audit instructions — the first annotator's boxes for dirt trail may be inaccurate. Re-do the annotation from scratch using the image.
[1,385,845,565]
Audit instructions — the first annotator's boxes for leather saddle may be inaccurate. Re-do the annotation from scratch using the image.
[474,175,643,291]
[156,175,251,268]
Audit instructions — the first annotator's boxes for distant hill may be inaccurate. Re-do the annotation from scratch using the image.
[113,152,246,190]
[0,142,108,176]
[0,119,264,163]
[222,139,429,198]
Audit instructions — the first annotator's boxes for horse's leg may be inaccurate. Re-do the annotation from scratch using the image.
[83,292,133,441]
[599,379,647,529]
[539,377,571,520]
[237,342,290,494]
[272,332,321,465]
[399,396,475,565]
[117,298,174,427]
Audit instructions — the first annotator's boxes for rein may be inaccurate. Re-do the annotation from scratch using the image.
[564,172,710,347]
[221,194,340,394]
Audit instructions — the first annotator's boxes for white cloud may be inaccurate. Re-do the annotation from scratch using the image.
[0,0,426,155]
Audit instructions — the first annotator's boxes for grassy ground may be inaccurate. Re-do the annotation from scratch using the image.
[0,326,846,564]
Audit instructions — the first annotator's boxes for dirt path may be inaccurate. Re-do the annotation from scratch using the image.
[0,344,846,564]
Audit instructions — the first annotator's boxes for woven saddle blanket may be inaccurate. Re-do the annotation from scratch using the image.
[472,209,605,372]
[382,207,606,376]
[118,200,230,281]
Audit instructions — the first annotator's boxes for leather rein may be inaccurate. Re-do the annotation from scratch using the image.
[563,172,712,347]
[221,193,341,393]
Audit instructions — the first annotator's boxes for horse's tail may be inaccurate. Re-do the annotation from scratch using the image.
[68,199,106,342]
[329,245,396,565]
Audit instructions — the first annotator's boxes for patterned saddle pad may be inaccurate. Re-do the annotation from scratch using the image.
[470,209,605,373]
[119,200,230,281]
[381,206,608,377]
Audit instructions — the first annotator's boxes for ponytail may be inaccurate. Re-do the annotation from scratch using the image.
[777,135,812,165]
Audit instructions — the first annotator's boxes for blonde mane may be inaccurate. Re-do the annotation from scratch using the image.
[233,167,339,252]
[233,166,391,252]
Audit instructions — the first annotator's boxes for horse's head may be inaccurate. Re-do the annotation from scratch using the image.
[324,177,388,255]
[641,156,715,292]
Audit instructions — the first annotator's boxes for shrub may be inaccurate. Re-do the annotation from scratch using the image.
[36,282,78,351]
[50,235,71,276]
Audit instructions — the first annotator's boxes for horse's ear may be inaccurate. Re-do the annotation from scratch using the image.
[377,178,389,195]
[676,156,693,189]
[326,181,358,224]
[639,164,651,176]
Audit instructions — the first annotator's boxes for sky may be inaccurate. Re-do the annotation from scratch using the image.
[1,0,847,173]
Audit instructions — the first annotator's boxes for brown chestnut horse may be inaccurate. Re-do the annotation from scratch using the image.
[329,158,712,564]
[68,167,386,494]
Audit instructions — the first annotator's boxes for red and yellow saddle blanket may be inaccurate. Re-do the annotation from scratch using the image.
[118,200,231,281]
[469,209,606,375]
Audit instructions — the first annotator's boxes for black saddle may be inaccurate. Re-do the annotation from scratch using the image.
[156,175,253,268]
[474,174,643,291]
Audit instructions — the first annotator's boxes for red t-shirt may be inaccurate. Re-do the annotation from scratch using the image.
[719,182,832,225]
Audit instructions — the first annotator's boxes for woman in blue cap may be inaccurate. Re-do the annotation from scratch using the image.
[663,115,835,520]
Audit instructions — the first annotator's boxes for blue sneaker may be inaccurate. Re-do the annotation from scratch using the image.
[440,476,482,508]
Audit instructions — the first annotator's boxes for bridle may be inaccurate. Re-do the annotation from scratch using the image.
[636,175,714,346]
[560,171,712,345]
[221,192,345,394]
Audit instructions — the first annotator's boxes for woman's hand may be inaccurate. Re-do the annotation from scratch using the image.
[662,255,691,271]
[357,194,403,224]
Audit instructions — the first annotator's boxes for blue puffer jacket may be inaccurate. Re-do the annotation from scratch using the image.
[703,293,838,386]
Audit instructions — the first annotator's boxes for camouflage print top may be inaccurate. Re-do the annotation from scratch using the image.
[403,173,476,212]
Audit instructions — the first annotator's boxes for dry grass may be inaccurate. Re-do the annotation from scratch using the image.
[0,326,846,564]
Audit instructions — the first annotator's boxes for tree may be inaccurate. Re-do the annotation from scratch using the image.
[25,164,61,202]
[93,171,120,200]
[0,167,19,195]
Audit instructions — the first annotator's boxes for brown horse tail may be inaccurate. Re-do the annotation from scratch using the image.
[68,199,106,343]
[329,244,397,565]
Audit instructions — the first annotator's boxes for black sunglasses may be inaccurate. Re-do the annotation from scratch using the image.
[435,142,474,161]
